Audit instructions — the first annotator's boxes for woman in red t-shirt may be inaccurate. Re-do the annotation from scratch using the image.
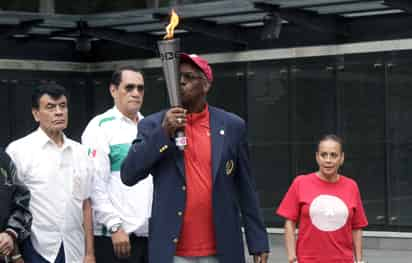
[277,134,368,263]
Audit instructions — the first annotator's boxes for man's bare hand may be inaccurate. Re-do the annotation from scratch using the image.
[111,229,131,259]
[83,253,96,263]
[162,107,187,137]
[253,252,269,263]
[0,232,14,256]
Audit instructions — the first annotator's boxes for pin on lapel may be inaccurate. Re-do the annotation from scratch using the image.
[220,129,225,136]
[226,160,234,176]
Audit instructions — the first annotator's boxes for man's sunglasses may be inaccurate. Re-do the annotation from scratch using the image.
[125,84,144,92]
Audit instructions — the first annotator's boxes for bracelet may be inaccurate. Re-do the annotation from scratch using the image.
[11,254,22,261]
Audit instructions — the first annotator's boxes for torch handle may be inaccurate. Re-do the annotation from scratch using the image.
[175,130,187,151]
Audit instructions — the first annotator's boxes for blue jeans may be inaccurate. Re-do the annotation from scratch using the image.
[22,239,65,263]
[173,256,219,263]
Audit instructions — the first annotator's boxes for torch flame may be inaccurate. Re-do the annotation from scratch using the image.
[164,9,179,40]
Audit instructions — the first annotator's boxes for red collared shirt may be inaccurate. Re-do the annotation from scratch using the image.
[277,173,368,263]
[176,104,216,256]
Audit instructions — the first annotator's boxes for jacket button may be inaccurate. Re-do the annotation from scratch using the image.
[177,211,183,216]
[173,238,179,243]
[181,185,186,191]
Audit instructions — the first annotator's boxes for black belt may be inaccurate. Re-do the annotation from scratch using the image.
[129,234,148,240]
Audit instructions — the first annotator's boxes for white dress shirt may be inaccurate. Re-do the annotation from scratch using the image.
[6,128,93,263]
[81,107,152,236]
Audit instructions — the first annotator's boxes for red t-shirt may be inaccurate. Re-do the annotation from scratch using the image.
[276,173,368,263]
[176,105,216,256]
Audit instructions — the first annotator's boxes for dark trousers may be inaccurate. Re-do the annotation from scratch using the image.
[21,239,65,263]
[94,235,148,263]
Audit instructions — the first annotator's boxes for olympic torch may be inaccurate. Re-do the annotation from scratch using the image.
[157,10,186,150]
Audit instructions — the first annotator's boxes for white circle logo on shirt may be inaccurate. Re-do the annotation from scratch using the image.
[309,194,349,232]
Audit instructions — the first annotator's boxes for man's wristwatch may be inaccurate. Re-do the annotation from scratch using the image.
[109,223,122,234]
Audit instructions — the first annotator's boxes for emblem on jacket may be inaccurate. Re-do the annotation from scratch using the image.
[0,168,6,178]
[0,167,11,185]
[225,160,234,176]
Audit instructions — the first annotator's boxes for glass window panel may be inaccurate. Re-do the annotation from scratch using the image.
[8,78,37,141]
[63,76,90,141]
[141,68,168,115]
[387,61,412,227]
[207,63,246,119]
[90,74,112,116]
[292,59,337,176]
[338,55,386,226]
[0,78,11,147]
[247,60,289,226]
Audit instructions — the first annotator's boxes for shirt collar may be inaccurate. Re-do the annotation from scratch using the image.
[187,104,209,126]
[113,106,144,124]
[34,127,72,150]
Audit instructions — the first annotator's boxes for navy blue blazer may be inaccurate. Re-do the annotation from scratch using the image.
[121,106,269,263]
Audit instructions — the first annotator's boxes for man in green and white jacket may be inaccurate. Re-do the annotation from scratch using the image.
[82,67,152,263]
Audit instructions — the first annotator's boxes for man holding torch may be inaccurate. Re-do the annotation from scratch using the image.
[121,52,269,263]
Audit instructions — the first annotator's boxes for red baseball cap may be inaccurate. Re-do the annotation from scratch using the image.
[180,53,213,82]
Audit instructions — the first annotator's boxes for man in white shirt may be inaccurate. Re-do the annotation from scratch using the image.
[81,67,152,263]
[6,84,95,263]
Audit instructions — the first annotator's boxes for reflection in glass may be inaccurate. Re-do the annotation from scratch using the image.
[338,59,386,226]
[247,61,289,226]
[388,62,412,226]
